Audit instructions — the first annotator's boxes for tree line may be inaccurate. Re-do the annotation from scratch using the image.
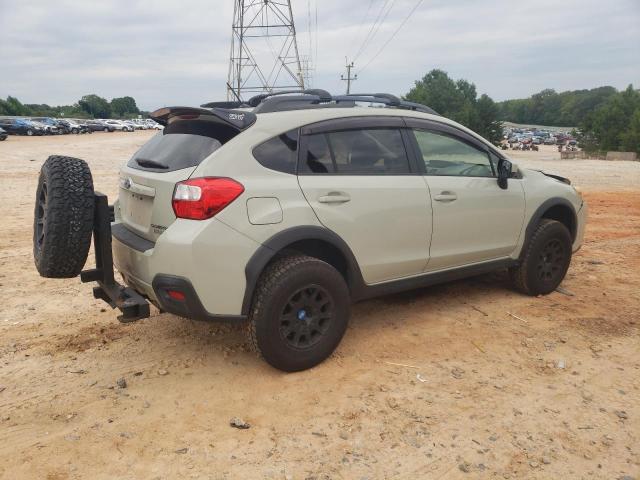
[497,85,639,153]
[0,94,141,119]
[2,74,637,154]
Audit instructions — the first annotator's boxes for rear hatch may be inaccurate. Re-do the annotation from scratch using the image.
[117,107,256,242]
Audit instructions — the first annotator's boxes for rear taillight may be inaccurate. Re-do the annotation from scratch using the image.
[172,177,244,220]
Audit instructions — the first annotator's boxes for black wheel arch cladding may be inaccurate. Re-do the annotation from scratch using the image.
[242,226,364,316]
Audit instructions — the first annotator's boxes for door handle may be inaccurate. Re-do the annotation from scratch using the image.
[318,192,351,204]
[434,191,457,202]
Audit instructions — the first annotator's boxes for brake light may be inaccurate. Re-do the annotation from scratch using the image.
[172,177,244,220]
[167,290,186,301]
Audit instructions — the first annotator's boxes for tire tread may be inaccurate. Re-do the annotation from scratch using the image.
[33,155,95,278]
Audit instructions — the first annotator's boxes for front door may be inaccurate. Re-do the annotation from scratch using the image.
[410,128,526,271]
[297,125,432,284]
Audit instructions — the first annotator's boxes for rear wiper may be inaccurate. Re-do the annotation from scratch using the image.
[136,158,168,169]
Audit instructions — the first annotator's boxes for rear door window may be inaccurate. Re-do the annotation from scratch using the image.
[300,128,411,175]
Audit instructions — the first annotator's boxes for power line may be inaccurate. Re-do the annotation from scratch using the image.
[348,0,377,60]
[356,0,426,75]
[358,0,398,62]
[352,0,392,62]
[314,1,318,64]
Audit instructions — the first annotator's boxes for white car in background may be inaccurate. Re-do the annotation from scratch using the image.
[102,120,130,132]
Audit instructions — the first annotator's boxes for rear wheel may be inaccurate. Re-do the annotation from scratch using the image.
[33,156,95,278]
[247,255,350,372]
[510,219,572,295]
[103,127,109,132]
[26,129,34,136]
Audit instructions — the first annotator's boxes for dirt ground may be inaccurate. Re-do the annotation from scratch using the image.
[0,133,638,480]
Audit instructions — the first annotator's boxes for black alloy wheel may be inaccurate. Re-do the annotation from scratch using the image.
[279,285,334,350]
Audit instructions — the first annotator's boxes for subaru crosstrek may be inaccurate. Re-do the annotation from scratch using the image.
[33,90,587,371]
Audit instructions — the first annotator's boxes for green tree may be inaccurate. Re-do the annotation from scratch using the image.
[405,69,503,144]
[498,86,618,126]
[110,96,139,118]
[579,84,640,154]
[0,96,30,116]
[79,94,111,118]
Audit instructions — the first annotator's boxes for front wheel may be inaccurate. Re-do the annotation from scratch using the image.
[247,255,350,372]
[510,219,572,295]
[26,129,34,136]
[103,127,109,132]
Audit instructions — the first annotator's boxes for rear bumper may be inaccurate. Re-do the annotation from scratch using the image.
[152,275,246,322]
[112,216,262,318]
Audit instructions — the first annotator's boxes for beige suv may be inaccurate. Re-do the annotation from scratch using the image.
[33,91,587,371]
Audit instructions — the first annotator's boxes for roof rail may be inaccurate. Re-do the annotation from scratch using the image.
[247,89,332,107]
[334,93,438,115]
[197,90,437,116]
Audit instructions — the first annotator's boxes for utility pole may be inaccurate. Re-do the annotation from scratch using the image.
[340,58,357,94]
[227,0,304,101]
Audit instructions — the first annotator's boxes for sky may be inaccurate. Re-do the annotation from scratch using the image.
[0,0,638,111]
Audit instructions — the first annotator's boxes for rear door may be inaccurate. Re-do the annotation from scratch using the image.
[406,119,525,270]
[297,117,432,284]
[117,109,255,242]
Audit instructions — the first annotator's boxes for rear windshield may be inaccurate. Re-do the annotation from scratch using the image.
[127,119,239,172]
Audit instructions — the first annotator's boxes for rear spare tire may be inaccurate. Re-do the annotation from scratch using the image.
[33,155,95,278]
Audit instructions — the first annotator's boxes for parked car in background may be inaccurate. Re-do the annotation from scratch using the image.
[132,120,149,130]
[0,127,7,141]
[30,120,59,135]
[31,117,63,135]
[544,137,556,145]
[0,118,45,136]
[122,120,138,131]
[57,119,87,134]
[85,120,115,132]
[532,137,542,145]
[103,120,133,132]
[71,120,93,134]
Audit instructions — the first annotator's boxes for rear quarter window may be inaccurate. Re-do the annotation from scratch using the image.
[252,129,299,174]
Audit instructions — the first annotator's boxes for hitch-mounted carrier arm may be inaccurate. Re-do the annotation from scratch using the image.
[79,193,150,323]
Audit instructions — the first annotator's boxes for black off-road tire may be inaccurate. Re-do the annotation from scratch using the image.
[510,219,572,296]
[247,254,351,372]
[33,156,95,278]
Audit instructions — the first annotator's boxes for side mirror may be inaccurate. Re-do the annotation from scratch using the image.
[497,159,512,190]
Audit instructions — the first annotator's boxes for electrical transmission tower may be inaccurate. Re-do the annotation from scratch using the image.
[227,0,305,101]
